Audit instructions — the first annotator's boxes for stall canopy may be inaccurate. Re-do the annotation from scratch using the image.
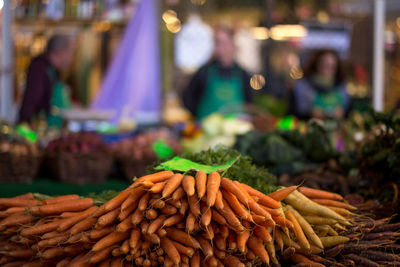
[91,0,161,124]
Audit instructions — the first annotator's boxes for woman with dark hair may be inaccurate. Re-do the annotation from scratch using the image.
[293,49,350,119]
[182,26,252,120]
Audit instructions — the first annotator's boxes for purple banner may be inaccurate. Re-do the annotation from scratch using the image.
[91,0,161,124]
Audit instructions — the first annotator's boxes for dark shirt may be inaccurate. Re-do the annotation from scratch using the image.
[182,60,252,116]
[18,55,58,123]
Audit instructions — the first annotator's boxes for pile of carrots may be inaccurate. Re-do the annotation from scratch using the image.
[0,170,397,266]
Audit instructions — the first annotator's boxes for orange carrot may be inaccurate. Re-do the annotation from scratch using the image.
[145,209,158,220]
[42,195,80,205]
[310,198,356,210]
[150,198,165,209]
[92,231,130,252]
[171,240,195,257]
[164,214,184,227]
[138,192,151,211]
[215,234,226,251]
[227,230,237,251]
[290,253,325,267]
[298,187,343,201]
[221,178,249,205]
[237,228,251,253]
[70,217,97,235]
[195,171,207,199]
[188,194,201,216]
[272,215,294,229]
[161,204,177,215]
[121,187,146,211]
[5,207,26,214]
[160,237,180,265]
[285,210,310,250]
[247,235,270,264]
[268,186,298,201]
[248,201,273,222]
[260,206,282,216]
[185,212,196,234]
[180,199,189,215]
[221,189,252,221]
[191,251,201,267]
[222,255,245,267]
[90,246,115,263]
[211,209,227,225]
[104,188,134,212]
[206,172,221,207]
[0,213,35,228]
[129,228,141,249]
[131,208,144,226]
[147,215,167,235]
[220,199,244,232]
[198,236,213,258]
[0,198,39,207]
[135,170,174,184]
[215,190,224,210]
[89,226,114,240]
[149,182,167,194]
[172,187,185,201]
[97,208,120,227]
[182,175,195,196]
[166,227,201,249]
[254,225,273,243]
[20,220,62,236]
[14,192,34,199]
[116,214,133,232]
[37,198,94,215]
[162,173,183,198]
[201,203,212,226]
[240,183,281,209]
[42,247,64,259]
[58,206,98,232]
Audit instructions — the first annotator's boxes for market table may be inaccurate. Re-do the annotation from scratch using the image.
[0,177,129,197]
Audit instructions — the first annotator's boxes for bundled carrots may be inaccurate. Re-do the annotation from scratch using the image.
[0,171,397,266]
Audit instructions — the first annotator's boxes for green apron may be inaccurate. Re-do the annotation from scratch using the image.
[313,90,344,116]
[196,65,245,119]
[47,67,71,128]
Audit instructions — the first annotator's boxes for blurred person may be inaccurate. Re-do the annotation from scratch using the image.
[18,35,75,127]
[182,26,252,120]
[293,49,350,119]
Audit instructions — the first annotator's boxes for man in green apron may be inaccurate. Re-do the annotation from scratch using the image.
[19,35,74,128]
[183,26,253,120]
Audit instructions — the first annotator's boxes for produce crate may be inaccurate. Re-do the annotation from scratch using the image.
[117,155,156,182]
[46,152,112,185]
[0,152,41,183]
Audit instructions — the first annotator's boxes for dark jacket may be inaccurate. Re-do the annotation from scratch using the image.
[19,55,59,123]
[182,60,252,115]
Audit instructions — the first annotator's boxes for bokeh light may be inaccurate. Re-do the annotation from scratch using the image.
[251,27,269,40]
[250,74,266,90]
[162,10,177,24]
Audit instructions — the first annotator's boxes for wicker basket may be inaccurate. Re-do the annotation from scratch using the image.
[47,152,112,185]
[117,156,156,182]
[0,152,41,183]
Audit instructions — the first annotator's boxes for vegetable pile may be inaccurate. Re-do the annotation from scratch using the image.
[1,169,396,266]
[46,132,109,154]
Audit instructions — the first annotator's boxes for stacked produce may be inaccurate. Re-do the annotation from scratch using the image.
[1,169,391,266]
[46,132,112,184]
[112,130,181,180]
[279,160,356,197]
[0,123,41,183]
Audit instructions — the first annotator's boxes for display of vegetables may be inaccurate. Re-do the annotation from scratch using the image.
[1,167,397,266]
[112,130,181,160]
[46,132,109,154]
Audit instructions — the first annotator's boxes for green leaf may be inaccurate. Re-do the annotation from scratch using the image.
[152,139,174,160]
[155,156,237,173]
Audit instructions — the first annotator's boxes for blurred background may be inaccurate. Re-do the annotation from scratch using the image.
[0,0,399,194]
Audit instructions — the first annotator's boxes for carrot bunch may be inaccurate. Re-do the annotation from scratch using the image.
[0,172,396,266]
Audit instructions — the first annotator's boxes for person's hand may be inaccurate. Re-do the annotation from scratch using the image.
[333,107,344,119]
[311,108,325,119]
